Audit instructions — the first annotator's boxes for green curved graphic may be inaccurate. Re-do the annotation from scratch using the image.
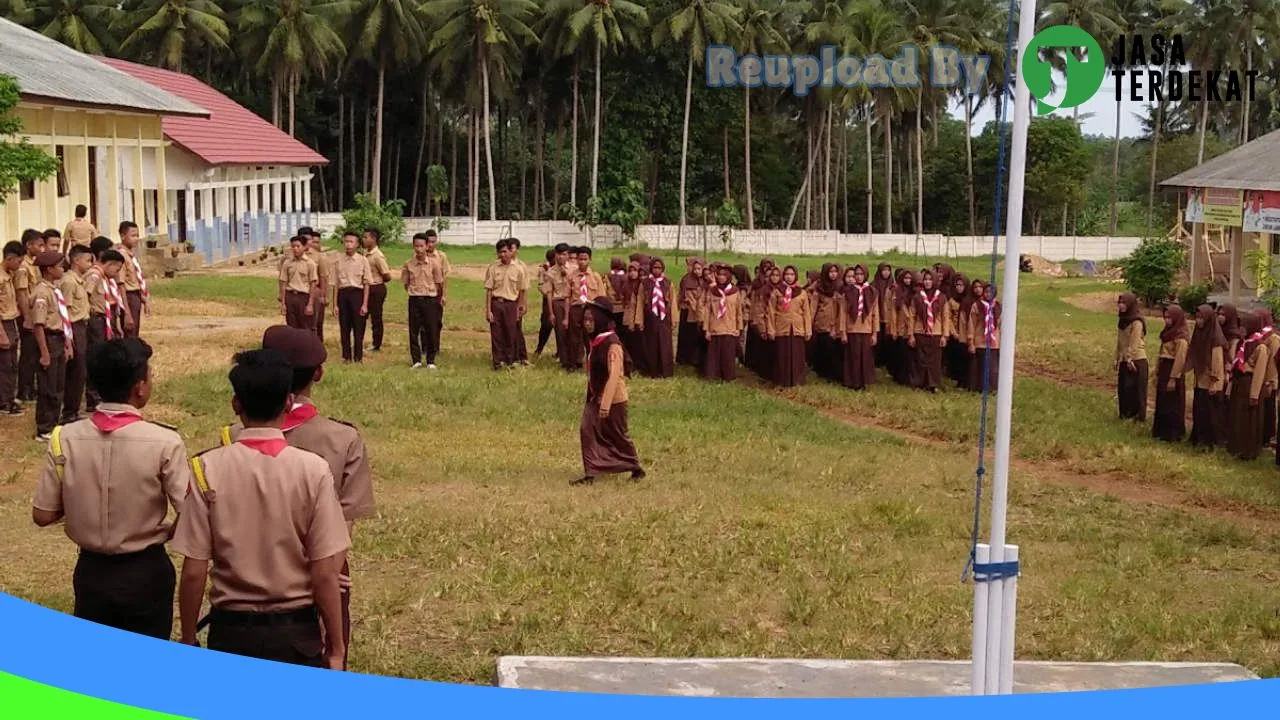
[1021,25,1106,115]
[0,671,191,719]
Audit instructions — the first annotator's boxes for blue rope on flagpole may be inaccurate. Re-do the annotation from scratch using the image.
[962,0,1020,584]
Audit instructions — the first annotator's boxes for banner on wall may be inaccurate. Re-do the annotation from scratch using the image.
[1185,187,1244,227]
[1243,190,1280,233]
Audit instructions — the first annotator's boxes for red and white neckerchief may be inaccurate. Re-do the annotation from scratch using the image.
[781,283,795,311]
[590,330,616,352]
[1235,330,1269,370]
[715,285,732,319]
[52,286,74,342]
[88,267,113,339]
[578,273,590,302]
[91,407,143,433]
[238,436,288,457]
[650,277,667,320]
[128,249,149,301]
[982,300,997,345]
[851,283,868,318]
[281,402,319,432]
[919,289,941,332]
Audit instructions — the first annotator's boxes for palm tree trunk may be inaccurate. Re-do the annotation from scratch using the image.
[1146,101,1163,232]
[1243,36,1253,144]
[338,93,345,209]
[592,37,602,200]
[825,104,833,230]
[805,117,813,230]
[965,94,976,236]
[535,98,546,220]
[393,136,402,202]
[571,58,580,208]
[412,83,428,216]
[1110,101,1121,236]
[1197,98,1209,164]
[884,103,893,234]
[272,77,280,128]
[842,111,849,233]
[552,115,564,219]
[678,49,693,250]
[723,126,731,201]
[744,84,754,230]
[372,60,386,203]
[363,102,372,194]
[482,53,497,221]
[349,99,357,196]
[787,117,825,230]
[915,94,923,240]
[519,116,527,219]
[288,71,296,138]
[865,102,873,241]
[450,114,459,214]
[467,112,474,215]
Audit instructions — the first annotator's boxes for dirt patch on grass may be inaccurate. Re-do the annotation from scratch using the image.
[451,264,491,282]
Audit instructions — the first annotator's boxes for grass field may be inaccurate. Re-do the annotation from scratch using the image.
[1,243,1278,684]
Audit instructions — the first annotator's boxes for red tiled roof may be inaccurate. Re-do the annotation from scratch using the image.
[98,57,327,167]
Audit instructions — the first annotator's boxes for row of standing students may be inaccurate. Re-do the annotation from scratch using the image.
[1122,294,1280,465]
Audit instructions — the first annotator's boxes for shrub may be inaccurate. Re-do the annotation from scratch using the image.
[1175,281,1212,312]
[1118,237,1184,306]
[332,193,406,245]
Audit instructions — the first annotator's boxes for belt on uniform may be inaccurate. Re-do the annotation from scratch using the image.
[197,605,317,631]
[493,297,515,303]
[126,290,142,295]
[286,290,310,296]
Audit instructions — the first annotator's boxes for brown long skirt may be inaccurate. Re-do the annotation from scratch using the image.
[947,341,970,389]
[642,314,674,378]
[1265,390,1277,446]
[875,324,889,367]
[812,331,842,383]
[774,334,807,387]
[581,400,642,477]
[758,337,776,381]
[1228,372,1263,460]
[969,347,999,393]
[622,325,647,376]
[1189,388,1226,449]
[842,333,875,390]
[889,336,910,385]
[1152,358,1186,442]
[677,310,705,367]
[745,326,762,371]
[913,335,943,390]
[1117,359,1149,421]
[704,334,738,381]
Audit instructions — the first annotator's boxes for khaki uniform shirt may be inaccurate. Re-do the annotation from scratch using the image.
[765,287,812,338]
[85,268,110,315]
[29,280,59,334]
[1264,335,1280,388]
[32,404,191,555]
[484,261,528,302]
[1238,344,1271,401]
[279,256,319,295]
[171,429,351,612]
[60,271,90,322]
[1159,337,1190,378]
[842,288,880,335]
[595,341,629,413]
[1196,347,1226,393]
[0,267,17,322]
[14,256,37,319]
[704,289,745,336]
[911,291,950,338]
[305,249,335,294]
[544,265,573,300]
[403,255,446,297]
[811,291,843,335]
[334,253,374,290]
[969,302,1000,350]
[117,245,142,292]
[568,268,608,305]
[365,247,391,285]
[427,250,451,277]
[680,284,704,324]
[1115,322,1147,364]
[948,298,967,343]
[621,283,645,330]
[63,219,97,249]
[606,272,627,305]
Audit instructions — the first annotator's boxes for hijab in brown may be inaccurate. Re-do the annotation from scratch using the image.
[679,258,704,295]
[1219,304,1244,342]
[895,268,917,311]
[1118,292,1145,335]
[732,264,751,288]
[816,263,842,297]
[872,262,894,299]
[843,264,877,320]
[914,269,945,319]
[1240,311,1266,365]
[1159,305,1190,343]
[1188,304,1229,376]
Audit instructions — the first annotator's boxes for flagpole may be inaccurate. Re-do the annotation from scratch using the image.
[978,0,1036,696]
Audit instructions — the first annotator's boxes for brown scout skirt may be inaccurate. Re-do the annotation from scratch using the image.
[842,333,875,390]
[1151,357,1186,442]
[773,334,807,387]
[581,401,642,476]
[1228,370,1264,459]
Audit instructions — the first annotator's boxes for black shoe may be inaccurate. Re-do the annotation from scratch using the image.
[570,476,596,486]
[630,469,646,482]
[5,405,21,416]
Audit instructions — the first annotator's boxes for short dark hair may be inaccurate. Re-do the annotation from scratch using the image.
[291,367,316,393]
[554,243,571,254]
[75,204,88,218]
[21,229,43,247]
[412,232,428,243]
[495,239,508,252]
[229,349,293,423]
[289,235,306,245]
[342,230,360,241]
[88,339,152,403]
[3,241,23,258]
[43,228,61,240]
[424,229,438,239]
[297,226,314,236]
[544,248,556,262]
[69,244,92,260]
[576,247,592,257]
[100,249,125,264]
[89,236,114,258]
[363,227,381,242]
[119,221,138,236]
[509,237,521,248]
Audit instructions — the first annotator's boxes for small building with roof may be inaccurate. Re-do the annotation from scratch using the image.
[99,58,327,265]
[0,17,208,243]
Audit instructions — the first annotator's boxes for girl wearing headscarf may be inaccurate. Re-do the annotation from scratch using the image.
[733,265,752,363]
[753,265,783,381]
[607,257,628,327]
[765,265,811,387]
[889,269,917,385]
[810,263,845,383]
[1218,304,1245,364]
[676,258,707,367]
[574,296,644,487]
[620,259,647,375]
[841,265,878,390]
[640,257,675,378]
[968,282,1001,392]
[1228,311,1271,460]
[960,279,986,390]
[909,269,949,392]
[703,265,745,381]
[1256,309,1279,445]
[1115,293,1149,421]
[744,262,771,374]
[1152,305,1190,442]
[1188,304,1229,449]
[946,273,970,388]
[872,263,895,368]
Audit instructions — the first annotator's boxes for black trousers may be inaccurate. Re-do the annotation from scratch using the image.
[36,332,66,435]
[0,319,16,410]
[62,320,88,422]
[207,606,325,668]
[536,295,555,354]
[85,314,109,412]
[18,326,36,401]
[337,288,367,362]
[314,300,327,342]
[408,295,443,365]
[125,290,143,338]
[73,544,175,639]
[367,283,388,350]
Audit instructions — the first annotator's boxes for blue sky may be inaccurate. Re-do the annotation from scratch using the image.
[949,75,1148,139]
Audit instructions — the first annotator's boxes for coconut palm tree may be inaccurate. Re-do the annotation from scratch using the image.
[15,0,118,55]
[1042,0,1123,122]
[654,0,743,249]
[845,0,908,237]
[737,0,793,230]
[954,0,1005,236]
[117,0,230,72]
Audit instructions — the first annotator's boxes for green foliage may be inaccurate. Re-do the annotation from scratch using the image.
[1024,116,1091,232]
[0,75,58,204]
[601,180,647,243]
[334,193,406,244]
[1118,238,1185,306]
[1175,281,1212,313]
[426,164,449,214]
[714,198,743,249]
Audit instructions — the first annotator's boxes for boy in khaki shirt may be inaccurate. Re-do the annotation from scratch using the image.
[173,348,348,669]
[333,232,372,363]
[303,229,333,341]
[566,247,608,371]
[15,229,45,405]
[483,239,528,370]
[278,235,319,331]
[30,251,73,439]
[60,245,92,423]
[402,233,448,368]
[1,242,24,415]
[361,228,393,352]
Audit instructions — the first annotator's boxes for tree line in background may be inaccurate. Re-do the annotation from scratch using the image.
[0,0,1271,239]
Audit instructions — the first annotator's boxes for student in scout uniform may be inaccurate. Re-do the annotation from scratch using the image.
[173,349,348,669]
[15,228,45,405]
[703,265,745,382]
[574,296,644,486]
[1256,309,1280,446]
[535,248,558,358]
[361,228,393,352]
[810,263,844,383]
[620,258,646,374]
[279,235,320,331]
[1228,312,1270,460]
[1188,304,1228,450]
[32,338,191,638]
[63,205,97,250]
[871,263,894,368]
[765,265,811,388]
[545,243,574,370]
[607,257,627,333]
[1152,305,1191,442]
[840,265,879,391]
[422,230,451,320]
[333,231,373,363]
[1114,293,1148,422]
[567,247,608,371]
[31,251,75,439]
[403,233,447,369]
[676,258,706,368]
[483,239,529,370]
[1,242,23,415]
[507,237,531,364]
[116,221,149,339]
[60,245,92,423]
[640,257,675,378]
[218,327,374,670]
[301,228,334,342]
[910,269,949,393]
[946,273,970,389]
[84,248,126,413]
[968,282,1001,393]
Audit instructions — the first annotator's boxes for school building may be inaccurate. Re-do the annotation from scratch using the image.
[100,58,327,265]
[0,18,207,244]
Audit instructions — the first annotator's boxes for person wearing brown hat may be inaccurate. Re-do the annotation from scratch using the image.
[30,251,74,439]
[217,325,374,670]
[574,296,644,486]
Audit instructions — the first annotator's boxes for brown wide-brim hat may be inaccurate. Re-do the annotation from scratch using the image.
[262,325,328,367]
[35,251,65,268]
[587,296,616,315]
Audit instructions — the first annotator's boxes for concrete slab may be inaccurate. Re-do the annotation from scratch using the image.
[495,657,1259,698]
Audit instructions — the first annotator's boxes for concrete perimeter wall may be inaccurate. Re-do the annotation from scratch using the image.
[313,214,1143,262]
